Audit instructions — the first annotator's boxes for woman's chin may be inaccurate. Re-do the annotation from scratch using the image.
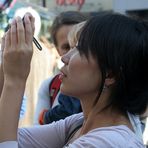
[60,85,67,94]
[60,84,82,98]
[60,87,74,97]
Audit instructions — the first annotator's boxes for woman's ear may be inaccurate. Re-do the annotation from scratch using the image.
[104,71,115,87]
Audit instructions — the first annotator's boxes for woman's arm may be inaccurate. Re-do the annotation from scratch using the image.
[0,13,34,142]
[0,77,26,141]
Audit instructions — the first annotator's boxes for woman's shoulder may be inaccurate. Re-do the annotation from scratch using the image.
[0,141,18,148]
[66,125,144,148]
[64,112,84,126]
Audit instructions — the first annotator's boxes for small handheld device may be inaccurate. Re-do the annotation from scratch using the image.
[22,17,42,51]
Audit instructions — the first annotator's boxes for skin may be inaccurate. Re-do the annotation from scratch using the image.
[56,25,74,56]
[0,13,34,142]
[60,47,133,139]
[0,35,5,97]
[0,62,4,97]
[60,47,101,102]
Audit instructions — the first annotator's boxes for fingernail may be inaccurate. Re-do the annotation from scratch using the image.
[16,16,22,22]
[11,19,16,25]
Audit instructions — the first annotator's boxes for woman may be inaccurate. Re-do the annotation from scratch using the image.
[0,13,147,147]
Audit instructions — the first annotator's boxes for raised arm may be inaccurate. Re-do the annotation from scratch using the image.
[0,13,34,142]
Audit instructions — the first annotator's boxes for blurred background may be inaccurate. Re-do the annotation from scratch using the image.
[0,0,148,146]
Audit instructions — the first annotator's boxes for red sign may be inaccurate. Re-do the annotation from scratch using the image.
[56,0,85,10]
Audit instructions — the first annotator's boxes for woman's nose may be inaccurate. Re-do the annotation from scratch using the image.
[61,52,70,65]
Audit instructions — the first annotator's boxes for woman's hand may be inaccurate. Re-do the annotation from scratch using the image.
[2,13,35,81]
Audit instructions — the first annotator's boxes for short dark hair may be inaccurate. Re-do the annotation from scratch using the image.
[50,11,88,46]
[78,13,148,115]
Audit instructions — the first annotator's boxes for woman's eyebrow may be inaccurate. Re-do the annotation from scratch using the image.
[61,43,70,49]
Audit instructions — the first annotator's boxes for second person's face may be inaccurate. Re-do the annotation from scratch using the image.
[56,25,74,56]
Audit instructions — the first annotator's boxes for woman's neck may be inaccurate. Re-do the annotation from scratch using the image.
[80,88,111,121]
[80,107,132,136]
[79,89,133,136]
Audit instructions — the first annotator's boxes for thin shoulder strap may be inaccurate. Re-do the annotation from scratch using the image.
[65,117,84,144]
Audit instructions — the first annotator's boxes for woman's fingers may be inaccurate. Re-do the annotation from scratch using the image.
[24,15,34,45]
[24,13,35,45]
[16,16,25,46]
[2,13,34,53]
[0,34,6,62]
[10,19,17,49]
[25,12,35,35]
[1,34,5,52]
[5,30,11,51]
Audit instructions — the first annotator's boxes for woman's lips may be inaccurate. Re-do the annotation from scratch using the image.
[59,72,65,81]
[59,69,67,81]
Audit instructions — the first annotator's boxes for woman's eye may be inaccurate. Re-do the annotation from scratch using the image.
[62,44,70,51]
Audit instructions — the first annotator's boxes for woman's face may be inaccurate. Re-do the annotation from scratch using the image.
[60,47,102,99]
